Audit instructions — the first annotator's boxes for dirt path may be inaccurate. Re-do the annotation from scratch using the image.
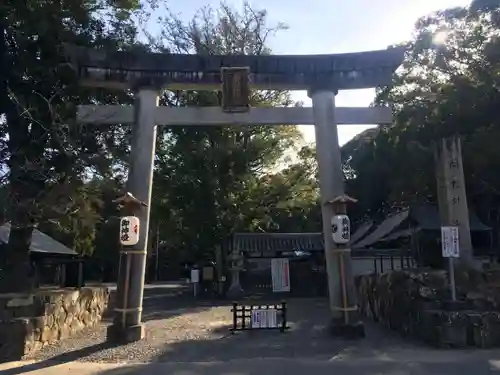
[19,291,414,363]
[16,287,498,368]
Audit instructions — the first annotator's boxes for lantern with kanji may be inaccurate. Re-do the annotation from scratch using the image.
[119,216,140,246]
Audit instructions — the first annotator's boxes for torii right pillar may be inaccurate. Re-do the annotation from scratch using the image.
[309,87,364,338]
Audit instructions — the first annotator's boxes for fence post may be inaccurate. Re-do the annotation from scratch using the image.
[281,301,287,332]
[373,258,378,275]
[232,302,237,333]
[242,305,247,330]
[380,256,384,273]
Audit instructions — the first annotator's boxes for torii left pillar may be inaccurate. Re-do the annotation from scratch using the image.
[309,87,364,338]
[107,87,158,343]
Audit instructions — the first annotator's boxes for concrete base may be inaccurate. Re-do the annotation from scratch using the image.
[442,300,468,312]
[226,283,244,298]
[329,319,365,340]
[106,323,145,344]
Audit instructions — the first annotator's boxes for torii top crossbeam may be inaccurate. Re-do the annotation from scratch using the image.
[64,45,405,91]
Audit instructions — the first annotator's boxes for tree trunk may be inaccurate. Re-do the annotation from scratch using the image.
[0,108,39,292]
[0,102,46,293]
[0,28,32,292]
[0,225,34,293]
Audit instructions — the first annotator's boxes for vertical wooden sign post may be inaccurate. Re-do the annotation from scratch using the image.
[435,136,477,269]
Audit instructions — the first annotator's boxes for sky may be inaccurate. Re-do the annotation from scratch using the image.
[150,0,472,145]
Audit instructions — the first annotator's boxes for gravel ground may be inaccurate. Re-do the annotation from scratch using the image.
[25,304,235,363]
[23,288,423,364]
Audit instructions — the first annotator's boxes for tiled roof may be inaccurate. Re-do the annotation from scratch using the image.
[411,204,491,231]
[231,232,410,258]
[233,232,324,252]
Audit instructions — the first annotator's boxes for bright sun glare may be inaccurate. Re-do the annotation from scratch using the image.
[433,30,449,45]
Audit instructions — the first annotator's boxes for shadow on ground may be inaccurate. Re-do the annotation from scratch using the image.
[0,342,116,375]
[73,358,499,375]
[4,285,500,374]
[153,301,356,361]
[145,297,427,362]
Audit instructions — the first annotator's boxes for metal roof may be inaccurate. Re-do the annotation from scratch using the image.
[378,228,420,242]
[0,223,77,256]
[411,205,491,231]
[354,209,410,249]
[351,221,374,245]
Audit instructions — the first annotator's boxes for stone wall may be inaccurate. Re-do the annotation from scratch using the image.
[0,287,109,361]
[356,268,500,348]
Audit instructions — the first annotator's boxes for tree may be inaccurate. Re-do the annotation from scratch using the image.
[238,145,321,233]
[1,0,144,292]
[342,2,500,259]
[148,2,301,263]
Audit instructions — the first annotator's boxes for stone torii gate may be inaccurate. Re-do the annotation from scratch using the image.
[67,45,404,342]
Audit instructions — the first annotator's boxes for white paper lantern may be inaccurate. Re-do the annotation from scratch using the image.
[331,214,350,244]
[119,216,140,246]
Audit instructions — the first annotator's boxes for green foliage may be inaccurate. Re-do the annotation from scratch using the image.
[344,3,500,227]
[0,0,143,291]
[148,3,305,261]
[0,0,319,288]
[9,0,500,287]
[240,145,321,233]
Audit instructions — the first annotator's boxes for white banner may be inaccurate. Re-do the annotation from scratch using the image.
[441,226,460,258]
[271,258,290,292]
[251,309,278,328]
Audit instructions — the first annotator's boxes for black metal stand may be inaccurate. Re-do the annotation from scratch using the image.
[230,301,289,333]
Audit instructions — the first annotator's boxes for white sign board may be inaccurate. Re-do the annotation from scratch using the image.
[271,258,290,292]
[119,216,140,246]
[251,309,278,328]
[441,226,460,258]
[190,269,200,283]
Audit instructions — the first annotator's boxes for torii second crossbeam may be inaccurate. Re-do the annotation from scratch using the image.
[77,105,393,126]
